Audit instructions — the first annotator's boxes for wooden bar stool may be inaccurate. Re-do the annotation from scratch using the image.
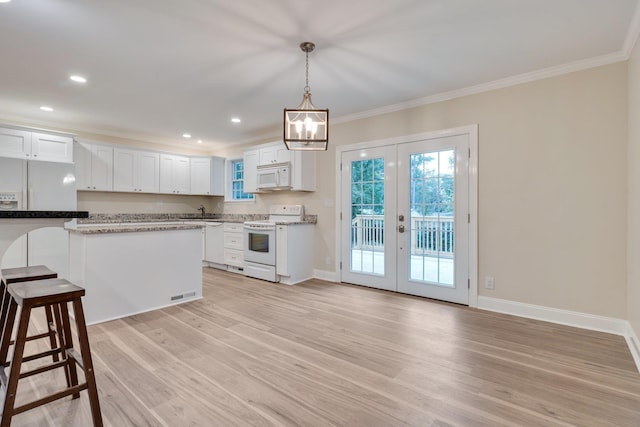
[0,278,102,427]
[0,266,60,367]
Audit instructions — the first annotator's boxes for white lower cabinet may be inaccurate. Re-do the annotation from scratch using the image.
[204,222,224,265]
[223,223,244,270]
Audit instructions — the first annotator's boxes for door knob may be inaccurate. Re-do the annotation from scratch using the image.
[398,214,404,222]
[398,225,405,233]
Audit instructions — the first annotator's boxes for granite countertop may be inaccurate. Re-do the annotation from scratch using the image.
[0,211,89,219]
[69,223,204,234]
[78,213,317,225]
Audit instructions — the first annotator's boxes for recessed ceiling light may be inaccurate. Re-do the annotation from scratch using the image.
[182,133,191,139]
[231,117,241,123]
[197,140,202,144]
[0,1,12,4]
[40,106,54,112]
[69,75,87,83]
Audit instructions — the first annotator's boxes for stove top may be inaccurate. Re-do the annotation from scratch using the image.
[244,205,304,226]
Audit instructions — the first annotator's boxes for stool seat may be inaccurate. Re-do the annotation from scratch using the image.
[1,265,57,284]
[8,278,85,306]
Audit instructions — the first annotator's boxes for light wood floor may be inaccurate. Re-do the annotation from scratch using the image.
[8,267,640,426]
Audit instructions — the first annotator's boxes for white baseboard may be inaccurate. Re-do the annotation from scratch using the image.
[626,323,640,373]
[313,269,338,282]
[477,296,628,335]
[478,296,639,373]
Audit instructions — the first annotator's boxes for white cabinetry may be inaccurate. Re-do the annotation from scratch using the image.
[0,126,73,163]
[75,141,113,191]
[243,149,259,194]
[113,148,159,193]
[190,157,224,196]
[204,222,225,265]
[223,222,244,269]
[243,142,316,193]
[159,154,190,194]
[276,224,314,285]
[259,145,290,165]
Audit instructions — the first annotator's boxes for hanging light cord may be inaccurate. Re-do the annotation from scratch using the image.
[304,49,310,94]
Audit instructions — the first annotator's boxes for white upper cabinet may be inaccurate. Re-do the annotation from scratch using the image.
[75,141,113,191]
[159,154,190,194]
[243,142,315,192]
[258,145,290,165]
[243,149,259,194]
[190,156,224,196]
[113,148,159,193]
[0,126,73,163]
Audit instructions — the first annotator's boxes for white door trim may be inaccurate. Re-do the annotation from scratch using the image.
[335,124,479,307]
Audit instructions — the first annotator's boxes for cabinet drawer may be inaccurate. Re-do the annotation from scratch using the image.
[224,248,244,267]
[223,233,243,250]
[224,222,244,233]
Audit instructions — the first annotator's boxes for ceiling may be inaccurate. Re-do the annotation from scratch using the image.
[0,0,638,151]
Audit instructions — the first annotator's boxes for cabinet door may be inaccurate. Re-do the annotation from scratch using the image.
[259,147,277,165]
[205,223,225,264]
[91,144,113,191]
[136,152,160,193]
[174,156,190,193]
[31,133,73,163]
[159,154,174,193]
[243,149,259,193]
[0,127,31,159]
[274,145,290,163]
[74,142,92,190]
[190,158,211,195]
[113,148,136,191]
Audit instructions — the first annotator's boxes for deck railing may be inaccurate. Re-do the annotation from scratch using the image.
[351,214,454,257]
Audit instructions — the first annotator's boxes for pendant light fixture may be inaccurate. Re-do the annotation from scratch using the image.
[283,42,329,151]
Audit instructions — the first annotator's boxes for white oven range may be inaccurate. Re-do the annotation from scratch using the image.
[243,204,304,282]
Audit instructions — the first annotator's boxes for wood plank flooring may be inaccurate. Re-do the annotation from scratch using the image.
[7,267,640,426]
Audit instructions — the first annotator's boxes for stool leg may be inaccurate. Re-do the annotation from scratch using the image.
[43,305,59,363]
[0,303,31,427]
[59,303,80,397]
[0,296,17,370]
[0,282,10,366]
[72,298,103,427]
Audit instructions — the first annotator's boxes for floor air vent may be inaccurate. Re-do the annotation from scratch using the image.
[170,291,197,301]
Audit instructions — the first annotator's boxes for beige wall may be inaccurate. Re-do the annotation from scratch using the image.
[628,38,640,338]
[300,62,627,318]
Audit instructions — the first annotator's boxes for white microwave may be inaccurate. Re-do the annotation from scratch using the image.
[256,162,291,190]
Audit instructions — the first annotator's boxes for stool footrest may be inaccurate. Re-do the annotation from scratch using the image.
[19,359,68,380]
[13,383,88,416]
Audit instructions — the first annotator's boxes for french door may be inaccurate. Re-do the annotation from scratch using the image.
[340,133,471,305]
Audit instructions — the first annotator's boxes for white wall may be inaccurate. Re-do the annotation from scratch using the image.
[628,38,640,339]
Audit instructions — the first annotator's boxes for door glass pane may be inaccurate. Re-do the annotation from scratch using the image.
[351,157,385,275]
[409,150,455,286]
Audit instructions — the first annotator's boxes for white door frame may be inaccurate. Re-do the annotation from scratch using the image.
[335,124,479,307]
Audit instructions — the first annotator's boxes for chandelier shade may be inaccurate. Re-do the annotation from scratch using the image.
[283,42,329,151]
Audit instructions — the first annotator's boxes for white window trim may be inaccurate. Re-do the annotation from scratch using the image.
[225,158,254,203]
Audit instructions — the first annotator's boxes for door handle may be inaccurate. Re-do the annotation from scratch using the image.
[398,225,405,233]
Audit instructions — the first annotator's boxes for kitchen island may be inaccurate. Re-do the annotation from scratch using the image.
[68,223,203,325]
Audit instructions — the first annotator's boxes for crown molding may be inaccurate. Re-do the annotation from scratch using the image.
[623,0,640,58]
[332,51,628,126]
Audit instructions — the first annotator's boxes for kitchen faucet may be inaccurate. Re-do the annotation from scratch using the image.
[198,205,205,219]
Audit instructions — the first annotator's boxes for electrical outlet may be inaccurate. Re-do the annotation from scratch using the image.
[485,276,495,290]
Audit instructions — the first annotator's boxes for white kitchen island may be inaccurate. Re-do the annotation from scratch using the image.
[68,223,202,325]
